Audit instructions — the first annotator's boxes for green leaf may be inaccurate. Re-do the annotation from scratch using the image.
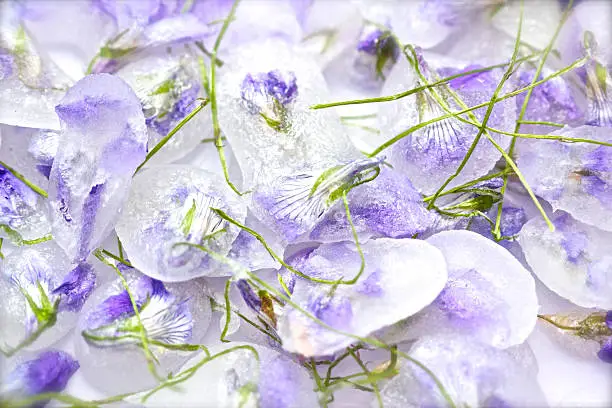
[181,199,197,236]
[310,166,342,197]
[595,62,608,94]
[149,79,175,96]
[99,46,136,59]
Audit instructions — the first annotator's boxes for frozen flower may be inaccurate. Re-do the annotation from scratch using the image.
[241,70,298,131]
[251,157,383,242]
[48,74,148,262]
[379,50,515,194]
[520,211,612,309]
[1,163,40,233]
[377,335,547,408]
[82,275,193,347]
[309,166,437,242]
[515,125,612,231]
[27,130,59,179]
[115,165,247,282]
[277,238,447,357]
[1,350,79,406]
[537,310,612,364]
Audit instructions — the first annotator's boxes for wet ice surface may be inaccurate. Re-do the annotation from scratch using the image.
[74,266,211,395]
[116,165,247,281]
[377,53,515,194]
[520,210,612,309]
[380,230,538,349]
[516,125,612,232]
[378,334,547,408]
[129,342,318,408]
[278,238,447,357]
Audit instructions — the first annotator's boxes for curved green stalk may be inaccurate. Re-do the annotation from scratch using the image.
[494,0,575,238]
[220,279,232,343]
[0,160,48,198]
[208,0,247,196]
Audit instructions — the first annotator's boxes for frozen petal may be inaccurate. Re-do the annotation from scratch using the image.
[310,166,437,242]
[48,73,148,262]
[76,267,211,395]
[519,211,612,309]
[378,52,515,194]
[516,125,612,231]
[3,349,79,398]
[378,335,547,408]
[116,165,247,281]
[278,238,447,357]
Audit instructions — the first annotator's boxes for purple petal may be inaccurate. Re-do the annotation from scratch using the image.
[85,289,138,330]
[606,310,612,330]
[237,279,261,312]
[597,337,612,363]
[7,350,79,396]
[52,263,97,312]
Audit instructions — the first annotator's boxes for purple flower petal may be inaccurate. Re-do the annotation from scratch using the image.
[52,263,97,312]
[597,337,612,364]
[6,350,79,397]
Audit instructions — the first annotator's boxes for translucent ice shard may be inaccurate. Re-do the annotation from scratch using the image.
[116,51,208,165]
[520,211,612,309]
[377,334,547,408]
[277,238,448,357]
[48,74,148,262]
[515,125,612,231]
[0,242,96,352]
[27,129,59,179]
[0,349,79,404]
[383,230,538,348]
[75,266,211,395]
[115,165,247,281]
[377,51,515,194]
[132,342,318,408]
[216,39,359,189]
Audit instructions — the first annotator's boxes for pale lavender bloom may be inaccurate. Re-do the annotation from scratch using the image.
[83,275,193,347]
[252,157,383,242]
[584,59,612,128]
[241,70,298,127]
[310,166,437,242]
[555,212,589,263]
[3,350,79,405]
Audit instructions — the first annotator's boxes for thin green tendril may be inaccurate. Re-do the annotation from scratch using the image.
[0,160,48,198]
[220,279,232,343]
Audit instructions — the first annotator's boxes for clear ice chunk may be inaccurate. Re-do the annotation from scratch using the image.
[115,165,247,281]
[74,266,211,395]
[519,210,612,309]
[377,334,547,408]
[47,73,148,262]
[277,238,448,357]
[515,125,612,231]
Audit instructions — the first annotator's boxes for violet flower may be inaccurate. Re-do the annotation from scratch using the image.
[241,70,298,131]
[2,350,79,406]
[82,275,193,347]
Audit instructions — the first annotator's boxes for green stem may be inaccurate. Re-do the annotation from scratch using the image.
[537,314,580,331]
[134,99,209,174]
[208,0,247,196]
[494,0,574,237]
[517,120,565,128]
[311,54,539,110]
[0,160,48,198]
[348,348,384,408]
[220,279,232,343]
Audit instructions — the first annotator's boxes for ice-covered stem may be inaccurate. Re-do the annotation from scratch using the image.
[220,279,232,343]
[93,250,163,382]
[140,344,259,403]
[493,0,575,239]
[366,57,587,157]
[311,54,540,110]
[0,160,48,198]
[134,98,209,174]
[0,224,52,246]
[208,0,247,196]
[348,347,383,407]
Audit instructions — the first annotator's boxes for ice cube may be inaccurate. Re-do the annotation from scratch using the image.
[75,266,212,395]
[519,210,612,309]
[277,238,448,357]
[115,165,247,281]
[47,74,148,262]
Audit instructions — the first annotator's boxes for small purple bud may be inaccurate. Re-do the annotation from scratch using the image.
[6,350,79,397]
